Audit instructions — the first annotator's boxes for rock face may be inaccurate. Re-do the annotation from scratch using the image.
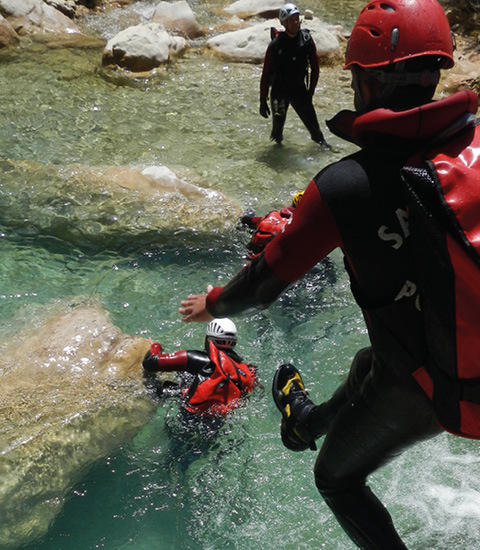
[102,22,188,71]
[0,303,156,548]
[152,0,204,38]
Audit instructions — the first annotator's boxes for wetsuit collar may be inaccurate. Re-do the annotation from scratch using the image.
[327,90,479,151]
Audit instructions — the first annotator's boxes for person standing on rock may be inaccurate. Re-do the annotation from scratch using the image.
[259,3,327,146]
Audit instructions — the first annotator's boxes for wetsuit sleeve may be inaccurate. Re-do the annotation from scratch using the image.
[308,40,319,92]
[260,45,273,99]
[280,206,294,218]
[143,349,212,375]
[205,181,342,316]
[250,216,264,227]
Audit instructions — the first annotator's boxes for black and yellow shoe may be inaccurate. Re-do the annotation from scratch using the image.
[272,364,317,452]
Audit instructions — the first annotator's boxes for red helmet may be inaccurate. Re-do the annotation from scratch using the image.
[344,0,454,70]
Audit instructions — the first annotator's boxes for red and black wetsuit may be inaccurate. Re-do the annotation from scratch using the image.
[143,340,257,419]
[260,29,324,143]
[204,90,479,549]
[243,207,293,259]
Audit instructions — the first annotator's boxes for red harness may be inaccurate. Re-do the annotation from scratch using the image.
[247,208,292,259]
[183,342,255,418]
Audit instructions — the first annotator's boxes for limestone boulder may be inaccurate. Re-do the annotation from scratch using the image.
[0,13,19,47]
[223,0,282,20]
[0,0,80,36]
[206,17,343,64]
[102,22,188,71]
[152,0,204,39]
[44,0,77,18]
[0,303,157,548]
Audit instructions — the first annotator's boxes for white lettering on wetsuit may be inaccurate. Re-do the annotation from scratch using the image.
[395,281,421,311]
[377,208,409,249]
[378,208,421,311]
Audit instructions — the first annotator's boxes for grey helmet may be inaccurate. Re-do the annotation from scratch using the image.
[206,318,237,349]
[279,3,300,22]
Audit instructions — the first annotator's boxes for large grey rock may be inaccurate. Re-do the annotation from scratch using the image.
[0,12,19,47]
[206,17,342,63]
[0,0,80,35]
[153,0,204,38]
[223,0,282,19]
[0,303,156,548]
[102,22,188,71]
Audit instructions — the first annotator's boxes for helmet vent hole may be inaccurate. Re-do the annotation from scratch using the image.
[370,29,381,37]
[379,3,395,12]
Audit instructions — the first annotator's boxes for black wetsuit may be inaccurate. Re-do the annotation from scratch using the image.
[203,91,479,549]
[260,29,324,143]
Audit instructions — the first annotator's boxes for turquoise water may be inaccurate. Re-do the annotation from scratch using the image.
[2,1,480,549]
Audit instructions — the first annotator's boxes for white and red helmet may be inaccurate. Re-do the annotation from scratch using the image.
[206,318,237,349]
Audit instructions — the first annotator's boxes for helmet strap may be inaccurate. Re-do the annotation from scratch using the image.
[351,67,367,112]
[370,63,441,89]
[367,60,440,109]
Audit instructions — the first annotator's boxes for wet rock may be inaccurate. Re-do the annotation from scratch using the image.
[0,303,156,548]
[0,0,80,36]
[440,41,480,95]
[0,13,19,47]
[223,0,282,20]
[152,0,204,39]
[442,0,480,36]
[206,17,343,64]
[44,0,77,18]
[102,22,188,71]
[0,159,243,251]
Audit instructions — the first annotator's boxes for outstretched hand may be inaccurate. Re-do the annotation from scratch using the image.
[179,284,214,323]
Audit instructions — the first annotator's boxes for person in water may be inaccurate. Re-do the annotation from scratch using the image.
[177,0,480,547]
[240,191,304,259]
[259,3,327,146]
[143,318,257,425]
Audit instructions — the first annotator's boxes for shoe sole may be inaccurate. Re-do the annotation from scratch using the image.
[272,365,300,422]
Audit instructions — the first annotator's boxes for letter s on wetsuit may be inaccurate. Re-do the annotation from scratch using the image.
[202,91,478,549]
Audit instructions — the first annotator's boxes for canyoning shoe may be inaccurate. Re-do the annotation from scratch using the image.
[272,364,317,452]
[270,133,283,145]
[316,139,338,152]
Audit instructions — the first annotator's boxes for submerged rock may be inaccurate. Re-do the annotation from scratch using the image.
[0,303,156,548]
[0,159,243,251]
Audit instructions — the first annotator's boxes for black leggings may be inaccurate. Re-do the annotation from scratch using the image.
[270,86,324,143]
[309,347,442,549]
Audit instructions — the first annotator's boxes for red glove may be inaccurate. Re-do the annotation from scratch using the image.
[142,342,163,372]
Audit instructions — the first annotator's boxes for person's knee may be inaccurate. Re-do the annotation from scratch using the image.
[314,453,366,494]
